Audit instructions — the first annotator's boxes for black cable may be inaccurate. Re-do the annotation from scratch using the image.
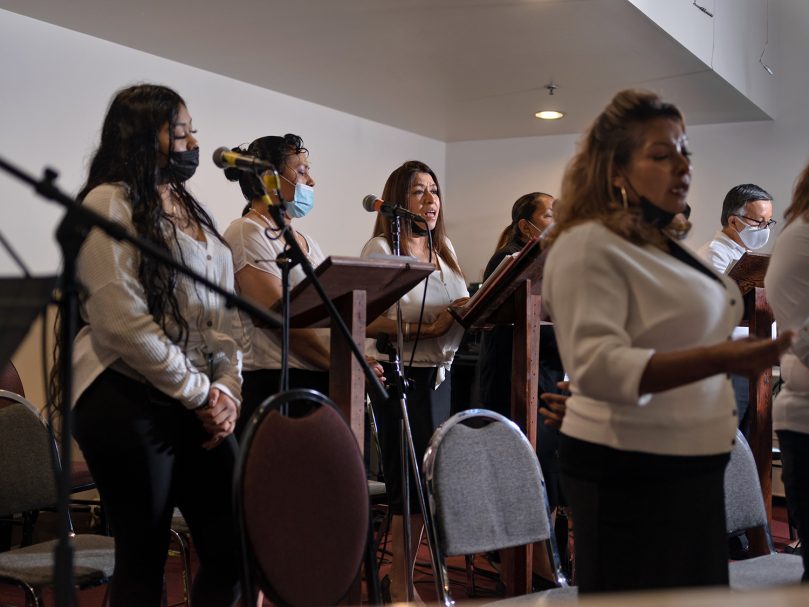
[407,226,433,369]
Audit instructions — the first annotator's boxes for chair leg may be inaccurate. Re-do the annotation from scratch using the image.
[464,554,476,597]
[168,528,193,607]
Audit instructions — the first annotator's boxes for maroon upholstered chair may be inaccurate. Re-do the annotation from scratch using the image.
[235,389,380,606]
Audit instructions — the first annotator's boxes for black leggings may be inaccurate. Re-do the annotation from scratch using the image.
[73,370,240,607]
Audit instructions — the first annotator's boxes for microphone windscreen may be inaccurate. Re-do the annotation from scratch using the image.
[212,147,231,168]
[362,194,379,212]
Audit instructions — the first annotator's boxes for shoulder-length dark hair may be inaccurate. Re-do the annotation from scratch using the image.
[548,89,685,247]
[494,192,554,252]
[372,160,463,276]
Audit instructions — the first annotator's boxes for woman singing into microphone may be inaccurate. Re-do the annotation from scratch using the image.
[223,134,383,435]
[362,160,468,603]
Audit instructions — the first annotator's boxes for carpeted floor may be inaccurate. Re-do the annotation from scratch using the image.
[0,498,800,605]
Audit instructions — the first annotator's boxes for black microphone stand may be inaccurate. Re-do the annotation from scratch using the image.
[383,213,443,602]
[0,155,285,607]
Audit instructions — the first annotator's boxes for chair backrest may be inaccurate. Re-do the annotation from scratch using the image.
[0,360,25,406]
[235,389,370,607]
[0,394,59,515]
[424,409,550,557]
[724,429,769,536]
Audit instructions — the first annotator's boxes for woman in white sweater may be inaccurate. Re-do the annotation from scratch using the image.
[542,90,791,593]
[63,85,241,607]
[765,164,809,581]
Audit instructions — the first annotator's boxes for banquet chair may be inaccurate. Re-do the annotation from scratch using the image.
[0,394,115,606]
[725,430,803,589]
[234,388,381,606]
[423,409,573,606]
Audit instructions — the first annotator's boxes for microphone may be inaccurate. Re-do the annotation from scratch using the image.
[212,147,275,172]
[362,195,426,223]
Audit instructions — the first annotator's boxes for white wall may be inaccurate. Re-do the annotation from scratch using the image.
[628,0,776,117]
[0,8,446,403]
[448,0,806,282]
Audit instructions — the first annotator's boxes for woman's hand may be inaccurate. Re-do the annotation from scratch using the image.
[539,381,569,430]
[196,387,240,449]
[425,298,468,338]
[718,332,794,376]
[640,331,794,394]
[366,356,386,382]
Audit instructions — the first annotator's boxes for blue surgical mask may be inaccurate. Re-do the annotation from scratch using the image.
[281,173,315,218]
[288,183,314,218]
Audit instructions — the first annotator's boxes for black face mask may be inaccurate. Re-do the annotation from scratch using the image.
[159,148,199,183]
[638,194,677,229]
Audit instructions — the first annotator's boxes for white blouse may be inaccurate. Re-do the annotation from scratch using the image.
[73,183,242,409]
[543,221,741,456]
[361,236,468,387]
[765,217,809,435]
[223,213,327,372]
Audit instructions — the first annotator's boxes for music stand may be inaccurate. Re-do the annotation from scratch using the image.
[450,237,546,596]
[728,252,775,545]
[0,275,56,363]
[276,255,434,446]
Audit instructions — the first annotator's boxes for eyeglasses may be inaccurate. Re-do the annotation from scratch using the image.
[734,214,776,230]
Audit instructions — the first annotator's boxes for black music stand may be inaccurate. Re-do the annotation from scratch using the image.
[0,275,56,362]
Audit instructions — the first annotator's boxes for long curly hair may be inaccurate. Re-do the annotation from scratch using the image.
[50,84,223,416]
[548,89,685,247]
[372,160,463,276]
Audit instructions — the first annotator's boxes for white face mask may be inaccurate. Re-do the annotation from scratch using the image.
[736,223,770,250]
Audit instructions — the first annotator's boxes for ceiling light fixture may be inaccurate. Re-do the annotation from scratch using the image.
[535,83,565,120]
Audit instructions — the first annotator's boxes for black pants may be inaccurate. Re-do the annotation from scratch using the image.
[560,435,729,594]
[371,365,451,515]
[73,370,240,607]
[236,368,330,441]
[777,429,809,582]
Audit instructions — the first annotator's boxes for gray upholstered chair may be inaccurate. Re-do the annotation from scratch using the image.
[725,429,803,589]
[423,408,573,606]
[234,388,381,606]
[0,393,115,606]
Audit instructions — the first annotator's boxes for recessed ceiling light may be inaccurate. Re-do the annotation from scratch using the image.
[535,110,565,120]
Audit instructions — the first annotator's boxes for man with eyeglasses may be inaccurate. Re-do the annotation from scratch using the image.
[696,183,775,559]
[696,183,775,436]
[697,183,775,274]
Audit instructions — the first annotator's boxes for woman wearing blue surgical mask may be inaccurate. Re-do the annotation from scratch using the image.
[223,134,329,437]
[223,134,383,438]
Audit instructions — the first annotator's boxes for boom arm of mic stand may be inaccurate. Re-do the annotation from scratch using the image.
[0,155,281,607]
[264,203,388,402]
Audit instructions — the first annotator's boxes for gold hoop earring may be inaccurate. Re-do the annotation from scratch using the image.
[620,186,629,210]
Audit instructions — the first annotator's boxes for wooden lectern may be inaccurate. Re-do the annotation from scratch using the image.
[451,238,546,596]
[727,252,775,540]
[276,255,434,450]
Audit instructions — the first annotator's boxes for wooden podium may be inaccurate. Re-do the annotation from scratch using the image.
[275,255,433,450]
[727,252,775,538]
[451,238,546,596]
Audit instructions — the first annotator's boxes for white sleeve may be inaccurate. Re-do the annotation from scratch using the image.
[78,186,210,409]
[226,218,285,277]
[543,230,655,406]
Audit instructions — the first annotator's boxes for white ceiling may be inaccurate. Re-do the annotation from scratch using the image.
[0,0,770,142]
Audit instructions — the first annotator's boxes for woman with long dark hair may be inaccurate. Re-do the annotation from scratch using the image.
[542,89,791,593]
[63,84,241,606]
[362,160,468,603]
